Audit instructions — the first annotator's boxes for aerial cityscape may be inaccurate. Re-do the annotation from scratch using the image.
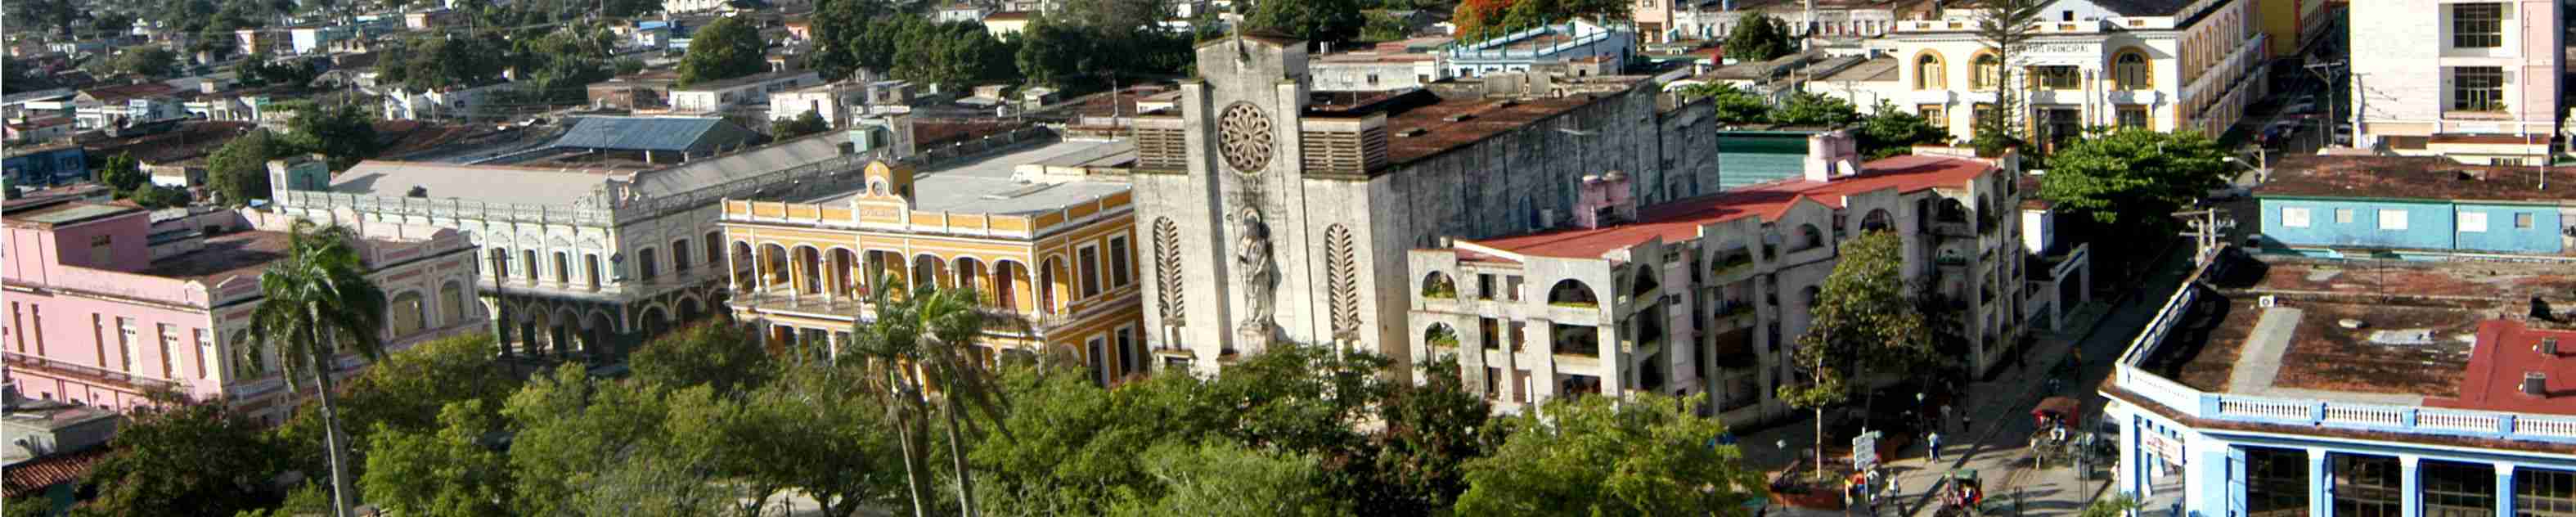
[0,0,2569,515]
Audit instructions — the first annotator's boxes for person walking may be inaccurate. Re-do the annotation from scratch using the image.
[1940,403,1955,431]
[1926,431,1943,462]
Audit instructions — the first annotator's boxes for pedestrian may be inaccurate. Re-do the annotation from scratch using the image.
[1962,413,1974,433]
[1941,403,1954,429]
[1926,431,1943,462]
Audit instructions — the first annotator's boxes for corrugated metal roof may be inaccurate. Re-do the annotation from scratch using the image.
[548,116,762,153]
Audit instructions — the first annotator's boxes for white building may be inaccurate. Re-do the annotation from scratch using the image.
[1443,20,1635,78]
[287,25,355,55]
[1814,0,2268,150]
[669,70,823,114]
[2347,0,2564,164]
[381,83,513,121]
[1637,0,1922,45]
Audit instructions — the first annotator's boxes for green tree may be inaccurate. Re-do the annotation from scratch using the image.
[845,280,1006,516]
[1347,356,1496,514]
[2080,494,2147,517]
[2039,128,2228,257]
[1245,0,1366,45]
[1453,393,1765,515]
[358,401,514,517]
[1675,83,1774,124]
[128,184,194,209]
[1775,231,1932,479]
[4,496,49,517]
[771,110,832,138]
[98,152,147,195]
[1723,12,1795,63]
[206,128,290,206]
[630,322,776,398]
[679,16,769,86]
[1495,0,1558,31]
[1769,91,1860,127]
[752,362,911,516]
[72,395,285,516]
[1360,11,1412,41]
[285,103,380,170]
[503,366,681,516]
[1114,441,1349,517]
[1972,0,2048,145]
[275,335,522,485]
[106,46,182,78]
[1014,18,1097,88]
[248,220,393,517]
[1854,100,1951,158]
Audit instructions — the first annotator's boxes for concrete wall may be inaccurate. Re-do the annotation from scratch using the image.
[2452,202,2565,254]
[2258,197,2460,250]
[2349,0,2563,146]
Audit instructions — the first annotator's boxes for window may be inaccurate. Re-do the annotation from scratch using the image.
[1364,74,1379,86]
[1918,104,1948,128]
[9,303,20,353]
[1914,53,1946,89]
[1971,54,2001,89]
[2452,2,2503,48]
[29,306,41,355]
[2515,213,2536,229]
[1086,335,1108,385]
[1113,325,1136,380]
[117,317,137,375]
[2335,209,2355,223]
[2422,460,2497,517]
[157,324,178,379]
[524,250,540,281]
[672,240,692,271]
[638,249,659,281]
[2282,207,2313,227]
[389,292,426,335]
[2033,65,2080,89]
[89,234,111,264]
[2378,209,2410,230]
[194,329,212,379]
[2113,51,2151,89]
[1077,245,1101,298]
[2452,67,2506,111]
[2115,106,2149,128]
[2461,212,2489,232]
[2521,467,2576,517]
[1107,236,1132,288]
[1972,103,1998,129]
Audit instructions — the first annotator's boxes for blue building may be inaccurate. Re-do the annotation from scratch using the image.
[2,144,89,189]
[2253,155,2574,255]
[2106,246,2576,517]
[1441,20,1635,79]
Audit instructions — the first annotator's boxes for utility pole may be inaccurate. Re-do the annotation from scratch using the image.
[2302,58,2343,151]
[2174,208,2232,264]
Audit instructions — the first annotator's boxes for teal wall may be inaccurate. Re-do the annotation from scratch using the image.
[1714,133,1809,190]
[2256,196,2564,254]
[2452,203,2565,254]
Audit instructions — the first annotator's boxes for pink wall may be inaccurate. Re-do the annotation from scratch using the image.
[5,290,220,408]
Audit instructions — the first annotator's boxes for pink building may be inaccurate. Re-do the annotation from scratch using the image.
[2,200,485,423]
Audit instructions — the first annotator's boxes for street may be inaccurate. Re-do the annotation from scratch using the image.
[1743,244,2198,517]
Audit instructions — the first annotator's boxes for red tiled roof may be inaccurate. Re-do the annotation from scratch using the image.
[2424,320,2576,416]
[1470,155,1994,258]
[4,447,111,498]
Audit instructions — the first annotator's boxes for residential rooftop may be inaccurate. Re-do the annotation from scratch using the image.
[1,200,140,229]
[2133,253,2576,415]
[798,138,1134,215]
[1463,153,1997,258]
[136,230,298,285]
[2253,155,2576,203]
[670,70,815,92]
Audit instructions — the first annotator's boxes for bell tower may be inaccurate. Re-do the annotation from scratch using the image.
[1149,31,1319,362]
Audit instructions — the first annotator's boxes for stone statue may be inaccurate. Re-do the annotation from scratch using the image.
[1233,209,1276,347]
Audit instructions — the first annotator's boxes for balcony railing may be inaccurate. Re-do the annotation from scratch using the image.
[4,352,180,391]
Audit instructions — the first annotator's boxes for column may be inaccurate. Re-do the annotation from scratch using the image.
[789,253,809,297]
[2399,455,2421,517]
[2117,415,2142,501]
[753,247,771,294]
[726,245,742,293]
[1529,319,1559,401]
[826,331,844,364]
[2496,463,2515,517]
[2311,449,2333,517]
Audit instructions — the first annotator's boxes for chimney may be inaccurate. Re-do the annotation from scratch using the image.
[1802,129,1861,182]
[1573,171,1635,229]
[2543,337,2560,356]
[2524,371,2548,397]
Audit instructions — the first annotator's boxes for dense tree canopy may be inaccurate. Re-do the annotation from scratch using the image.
[1453,394,1765,515]
[206,128,291,206]
[679,16,770,86]
[1245,0,1367,45]
[71,396,287,517]
[1724,12,1796,63]
[283,103,382,170]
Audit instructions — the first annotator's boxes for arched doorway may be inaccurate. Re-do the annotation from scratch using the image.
[795,246,823,295]
[953,257,986,302]
[639,307,670,343]
[912,254,948,291]
[994,260,1028,312]
[731,241,756,290]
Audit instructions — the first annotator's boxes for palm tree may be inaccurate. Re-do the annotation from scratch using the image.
[844,274,1009,517]
[250,220,389,517]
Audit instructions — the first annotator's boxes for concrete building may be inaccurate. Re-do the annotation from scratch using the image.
[267,128,915,363]
[5,117,74,144]
[2348,0,2564,164]
[1405,134,2080,420]
[936,3,990,23]
[2250,155,2576,256]
[1442,20,1636,79]
[235,29,280,56]
[2,198,485,423]
[484,116,768,166]
[1127,34,1725,374]
[2,144,88,190]
[1814,0,2268,151]
[1310,39,1453,92]
[2103,246,2576,517]
[286,25,356,55]
[69,83,184,130]
[381,83,514,121]
[768,81,871,128]
[2255,0,2335,58]
[668,70,825,115]
[984,11,1034,38]
[718,133,1149,384]
[1637,0,1928,45]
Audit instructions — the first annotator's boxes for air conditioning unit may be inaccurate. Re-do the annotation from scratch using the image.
[1539,209,1559,228]
[2258,295,2277,308]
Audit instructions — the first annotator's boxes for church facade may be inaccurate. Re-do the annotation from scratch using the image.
[1131,34,1724,375]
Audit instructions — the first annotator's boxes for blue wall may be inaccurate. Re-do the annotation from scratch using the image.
[2,147,88,188]
[2452,203,2565,254]
[2258,198,2457,250]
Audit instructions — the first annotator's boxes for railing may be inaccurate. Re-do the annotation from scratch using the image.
[4,351,181,391]
[2111,246,2576,444]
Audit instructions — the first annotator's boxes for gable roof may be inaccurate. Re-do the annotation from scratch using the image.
[547,116,765,153]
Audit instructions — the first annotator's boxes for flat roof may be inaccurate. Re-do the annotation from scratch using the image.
[2136,254,2576,414]
[2253,155,2576,203]
[805,139,1132,215]
[1,201,143,228]
[1467,154,1994,258]
[137,231,294,285]
[1383,92,1602,164]
[328,161,633,205]
[671,70,814,92]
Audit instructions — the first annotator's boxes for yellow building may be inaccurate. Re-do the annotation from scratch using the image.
[719,138,1148,384]
[2257,0,2333,58]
